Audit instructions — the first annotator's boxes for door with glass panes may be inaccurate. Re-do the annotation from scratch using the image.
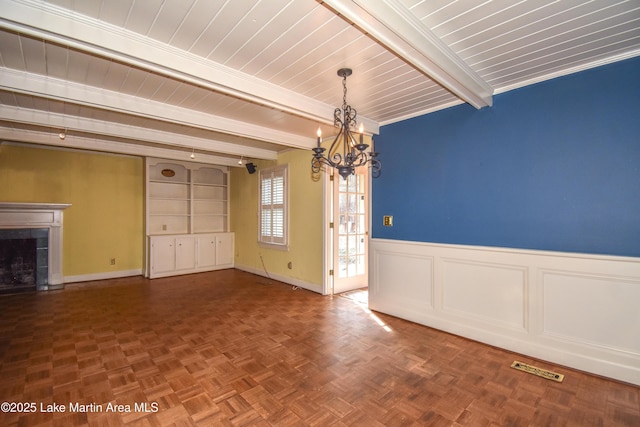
[332,167,368,294]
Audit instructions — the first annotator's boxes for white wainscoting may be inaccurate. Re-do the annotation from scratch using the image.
[369,238,640,386]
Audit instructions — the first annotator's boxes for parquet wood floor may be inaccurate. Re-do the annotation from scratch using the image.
[0,269,638,426]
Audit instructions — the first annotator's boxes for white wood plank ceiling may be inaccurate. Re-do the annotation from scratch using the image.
[1,0,639,165]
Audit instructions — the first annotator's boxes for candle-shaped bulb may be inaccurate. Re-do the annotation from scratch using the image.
[358,123,364,144]
[316,128,322,147]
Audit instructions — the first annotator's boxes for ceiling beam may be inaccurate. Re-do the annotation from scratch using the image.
[0,68,311,150]
[0,0,372,128]
[0,105,279,161]
[323,0,493,109]
[0,129,245,167]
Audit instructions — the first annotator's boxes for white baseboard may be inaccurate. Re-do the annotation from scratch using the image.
[64,269,143,284]
[234,264,322,294]
[370,238,640,386]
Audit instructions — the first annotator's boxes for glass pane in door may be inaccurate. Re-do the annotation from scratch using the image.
[336,173,366,280]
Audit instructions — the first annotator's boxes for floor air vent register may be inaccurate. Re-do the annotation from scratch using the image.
[511,361,565,382]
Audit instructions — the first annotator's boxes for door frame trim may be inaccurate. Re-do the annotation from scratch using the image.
[322,169,333,295]
[322,167,372,295]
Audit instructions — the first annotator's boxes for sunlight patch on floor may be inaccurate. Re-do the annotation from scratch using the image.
[339,289,392,332]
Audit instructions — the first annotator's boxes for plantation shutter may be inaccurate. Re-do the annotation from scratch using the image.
[259,165,287,246]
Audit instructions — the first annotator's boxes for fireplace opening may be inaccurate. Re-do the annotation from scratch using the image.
[0,228,48,294]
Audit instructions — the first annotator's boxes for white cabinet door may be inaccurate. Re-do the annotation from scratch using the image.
[151,237,176,275]
[197,235,217,268]
[175,237,196,270]
[149,233,232,278]
[216,233,234,266]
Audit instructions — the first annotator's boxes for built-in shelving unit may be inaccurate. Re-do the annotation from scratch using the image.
[145,158,233,278]
[146,160,229,234]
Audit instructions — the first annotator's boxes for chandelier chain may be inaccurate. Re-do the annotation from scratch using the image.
[342,73,348,109]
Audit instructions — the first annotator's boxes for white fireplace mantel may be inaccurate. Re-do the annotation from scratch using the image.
[0,202,71,289]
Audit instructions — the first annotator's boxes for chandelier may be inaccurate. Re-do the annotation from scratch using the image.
[312,68,381,180]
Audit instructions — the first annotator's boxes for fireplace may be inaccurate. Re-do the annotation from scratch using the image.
[0,203,71,292]
[0,228,48,293]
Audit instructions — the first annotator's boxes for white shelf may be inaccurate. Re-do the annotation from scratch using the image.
[149,179,189,184]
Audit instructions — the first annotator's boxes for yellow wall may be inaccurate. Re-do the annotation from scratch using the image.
[0,143,144,276]
[230,148,324,290]
[0,142,321,284]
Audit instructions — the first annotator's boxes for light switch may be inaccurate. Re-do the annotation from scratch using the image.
[383,215,393,227]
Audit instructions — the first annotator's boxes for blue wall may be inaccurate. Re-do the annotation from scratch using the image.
[372,56,640,257]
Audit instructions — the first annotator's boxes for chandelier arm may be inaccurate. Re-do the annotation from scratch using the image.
[328,127,345,165]
[331,152,344,166]
[370,155,382,178]
[347,131,357,149]
[334,107,342,128]
[343,123,350,161]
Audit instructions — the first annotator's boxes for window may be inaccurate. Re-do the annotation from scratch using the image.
[258,165,288,249]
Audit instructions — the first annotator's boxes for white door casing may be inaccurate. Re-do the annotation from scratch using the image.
[332,167,369,294]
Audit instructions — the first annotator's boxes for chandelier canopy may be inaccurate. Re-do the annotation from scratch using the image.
[312,68,381,180]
